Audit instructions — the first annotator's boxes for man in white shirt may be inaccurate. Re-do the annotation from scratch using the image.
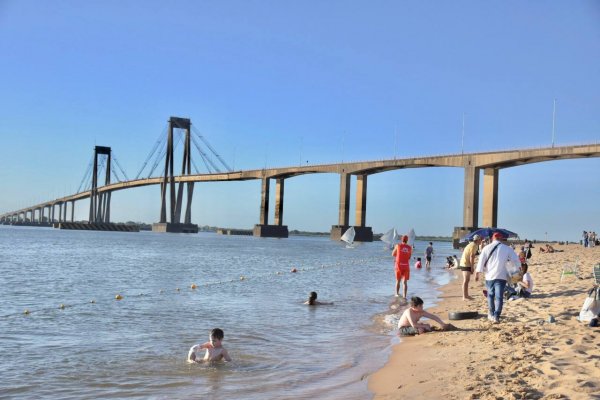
[475,232,521,323]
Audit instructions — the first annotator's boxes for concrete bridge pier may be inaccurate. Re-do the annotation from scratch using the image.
[453,164,481,248]
[453,166,501,248]
[482,167,498,228]
[253,177,289,238]
[330,173,373,242]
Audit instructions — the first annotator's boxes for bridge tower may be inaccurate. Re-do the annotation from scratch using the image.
[152,117,199,233]
[89,146,112,223]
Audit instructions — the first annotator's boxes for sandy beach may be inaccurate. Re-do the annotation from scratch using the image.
[369,243,600,400]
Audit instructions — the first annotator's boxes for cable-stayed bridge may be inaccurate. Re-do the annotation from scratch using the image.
[1,116,599,246]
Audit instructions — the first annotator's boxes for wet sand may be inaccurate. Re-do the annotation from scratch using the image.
[369,243,600,399]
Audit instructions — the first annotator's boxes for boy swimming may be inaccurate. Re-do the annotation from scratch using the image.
[187,328,232,362]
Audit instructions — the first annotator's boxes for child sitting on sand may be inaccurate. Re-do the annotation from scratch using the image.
[187,328,232,362]
[304,291,333,305]
[398,296,450,336]
[506,264,534,299]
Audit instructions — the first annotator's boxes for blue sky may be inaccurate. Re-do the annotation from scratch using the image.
[0,1,598,241]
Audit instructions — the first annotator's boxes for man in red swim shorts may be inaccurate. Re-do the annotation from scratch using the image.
[392,235,412,298]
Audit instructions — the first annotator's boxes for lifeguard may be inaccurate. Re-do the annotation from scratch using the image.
[392,235,412,298]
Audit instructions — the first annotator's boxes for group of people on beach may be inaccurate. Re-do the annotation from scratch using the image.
[458,233,537,322]
[189,231,538,361]
[583,230,597,247]
[392,230,536,335]
[391,235,453,334]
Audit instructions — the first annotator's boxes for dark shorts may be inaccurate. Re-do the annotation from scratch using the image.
[459,267,473,273]
[426,256,432,262]
[399,326,419,336]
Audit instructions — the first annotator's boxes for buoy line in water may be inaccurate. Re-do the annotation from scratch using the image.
[4,254,391,319]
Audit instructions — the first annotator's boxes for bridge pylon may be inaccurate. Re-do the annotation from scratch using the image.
[89,146,112,223]
[152,117,199,233]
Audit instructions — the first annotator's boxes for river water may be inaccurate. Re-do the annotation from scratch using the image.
[0,226,459,399]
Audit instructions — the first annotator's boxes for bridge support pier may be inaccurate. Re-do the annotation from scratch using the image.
[463,164,480,229]
[453,163,482,248]
[254,177,288,238]
[330,173,373,242]
[330,225,374,242]
[152,222,198,233]
[482,168,498,228]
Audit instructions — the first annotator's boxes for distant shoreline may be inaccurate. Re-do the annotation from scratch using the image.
[114,222,456,240]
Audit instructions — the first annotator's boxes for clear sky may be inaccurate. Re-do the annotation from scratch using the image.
[0,1,598,242]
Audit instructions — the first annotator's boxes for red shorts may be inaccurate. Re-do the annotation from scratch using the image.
[395,265,410,281]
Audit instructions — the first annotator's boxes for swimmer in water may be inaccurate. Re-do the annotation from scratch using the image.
[187,328,232,362]
[304,291,333,305]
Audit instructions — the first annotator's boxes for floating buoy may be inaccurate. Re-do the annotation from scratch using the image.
[115,294,123,300]
[59,304,66,309]
[24,309,30,315]
[176,288,180,292]
[90,299,96,304]
[291,268,297,273]
[191,283,197,289]
[240,276,245,281]
[159,289,164,294]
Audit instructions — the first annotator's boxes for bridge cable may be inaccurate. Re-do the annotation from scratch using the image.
[190,158,201,174]
[149,129,185,178]
[191,135,219,173]
[147,143,168,178]
[191,126,232,172]
[77,155,94,193]
[111,155,130,181]
[135,126,167,180]
[111,169,122,183]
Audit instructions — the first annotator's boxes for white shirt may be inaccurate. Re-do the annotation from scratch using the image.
[522,272,534,293]
[475,239,521,281]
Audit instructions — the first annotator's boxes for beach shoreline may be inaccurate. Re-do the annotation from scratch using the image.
[369,243,600,399]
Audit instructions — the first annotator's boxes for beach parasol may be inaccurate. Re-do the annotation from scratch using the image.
[461,227,518,242]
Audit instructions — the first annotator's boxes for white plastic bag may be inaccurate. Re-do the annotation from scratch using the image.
[579,290,600,322]
[506,260,522,283]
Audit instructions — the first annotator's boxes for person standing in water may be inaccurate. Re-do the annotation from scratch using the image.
[392,235,412,298]
[424,242,434,269]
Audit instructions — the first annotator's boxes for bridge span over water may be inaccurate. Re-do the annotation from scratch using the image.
[2,136,598,245]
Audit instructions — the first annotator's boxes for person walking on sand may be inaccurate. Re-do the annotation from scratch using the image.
[459,234,482,301]
[392,235,412,298]
[424,242,434,269]
[475,232,521,323]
